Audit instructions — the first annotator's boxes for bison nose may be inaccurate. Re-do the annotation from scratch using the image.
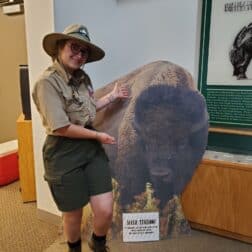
[151,170,170,176]
[150,169,173,182]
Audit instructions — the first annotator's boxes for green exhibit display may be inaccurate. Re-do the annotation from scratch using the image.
[199,0,252,154]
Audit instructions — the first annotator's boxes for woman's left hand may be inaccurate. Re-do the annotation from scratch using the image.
[110,82,130,101]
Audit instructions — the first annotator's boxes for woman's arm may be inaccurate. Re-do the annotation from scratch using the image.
[96,82,129,111]
[54,124,116,144]
[95,92,116,111]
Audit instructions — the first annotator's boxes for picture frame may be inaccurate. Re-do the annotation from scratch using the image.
[198,0,252,154]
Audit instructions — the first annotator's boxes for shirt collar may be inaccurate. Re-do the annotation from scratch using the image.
[51,60,71,83]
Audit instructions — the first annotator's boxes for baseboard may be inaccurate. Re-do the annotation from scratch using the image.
[37,208,62,226]
[190,222,252,244]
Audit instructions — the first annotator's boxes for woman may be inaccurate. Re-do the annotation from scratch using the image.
[32,24,129,252]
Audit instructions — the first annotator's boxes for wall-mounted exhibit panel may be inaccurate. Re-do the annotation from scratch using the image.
[199,0,252,154]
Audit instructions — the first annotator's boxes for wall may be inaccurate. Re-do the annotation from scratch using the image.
[54,0,201,88]
[0,10,27,143]
[23,0,59,215]
[25,0,201,216]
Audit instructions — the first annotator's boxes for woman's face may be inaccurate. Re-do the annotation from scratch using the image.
[58,39,89,72]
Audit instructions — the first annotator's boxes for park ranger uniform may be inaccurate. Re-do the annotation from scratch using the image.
[32,60,112,212]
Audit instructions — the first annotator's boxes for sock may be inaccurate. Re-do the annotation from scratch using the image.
[92,233,106,242]
[67,238,81,249]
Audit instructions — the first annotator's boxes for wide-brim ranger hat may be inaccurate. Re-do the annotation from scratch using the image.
[43,24,105,63]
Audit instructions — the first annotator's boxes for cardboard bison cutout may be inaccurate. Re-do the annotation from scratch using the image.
[85,61,208,238]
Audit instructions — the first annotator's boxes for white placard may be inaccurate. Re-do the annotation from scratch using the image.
[122,212,159,242]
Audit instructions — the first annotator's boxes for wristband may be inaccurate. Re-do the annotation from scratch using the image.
[108,94,114,103]
[96,132,99,139]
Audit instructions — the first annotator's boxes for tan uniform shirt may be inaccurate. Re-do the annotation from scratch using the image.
[32,61,96,135]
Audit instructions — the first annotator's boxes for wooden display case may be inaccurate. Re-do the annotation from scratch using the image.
[181,157,252,243]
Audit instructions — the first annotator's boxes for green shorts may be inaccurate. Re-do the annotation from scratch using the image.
[42,135,112,212]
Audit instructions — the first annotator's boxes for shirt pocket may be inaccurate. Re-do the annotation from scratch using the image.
[63,94,91,126]
[43,136,64,184]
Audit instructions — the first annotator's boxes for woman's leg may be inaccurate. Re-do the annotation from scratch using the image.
[63,208,83,242]
[88,191,113,251]
[90,191,113,235]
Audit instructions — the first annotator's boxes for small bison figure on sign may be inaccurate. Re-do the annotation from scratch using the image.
[229,22,252,80]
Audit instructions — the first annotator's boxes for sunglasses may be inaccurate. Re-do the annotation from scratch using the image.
[68,42,89,58]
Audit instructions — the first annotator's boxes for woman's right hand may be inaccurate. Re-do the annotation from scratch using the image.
[96,132,116,145]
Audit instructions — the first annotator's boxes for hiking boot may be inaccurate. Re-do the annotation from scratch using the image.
[67,239,81,252]
[88,237,110,252]
[68,246,81,252]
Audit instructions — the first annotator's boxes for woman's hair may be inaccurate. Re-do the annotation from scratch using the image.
[52,39,68,61]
